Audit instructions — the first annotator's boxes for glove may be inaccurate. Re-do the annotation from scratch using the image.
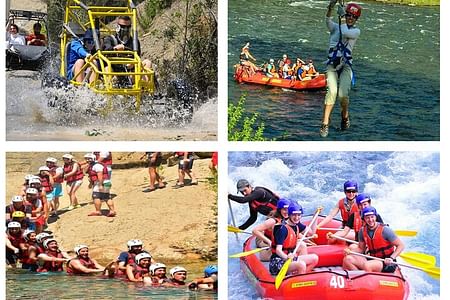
[337,5,345,17]
[328,0,338,8]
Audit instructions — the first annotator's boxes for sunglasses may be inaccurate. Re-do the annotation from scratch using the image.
[345,190,357,193]
[119,24,131,28]
[345,14,357,19]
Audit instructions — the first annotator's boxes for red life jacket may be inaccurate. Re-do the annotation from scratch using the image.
[353,211,363,240]
[87,163,110,182]
[63,162,84,183]
[363,224,395,259]
[35,244,45,255]
[49,166,64,183]
[131,263,149,280]
[66,257,98,274]
[37,250,64,272]
[263,217,282,241]
[94,152,113,166]
[250,187,279,215]
[7,232,24,248]
[19,243,37,265]
[271,224,298,254]
[338,197,358,225]
[39,174,53,193]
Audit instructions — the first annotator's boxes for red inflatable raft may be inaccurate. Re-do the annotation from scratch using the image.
[234,65,326,91]
[239,216,410,300]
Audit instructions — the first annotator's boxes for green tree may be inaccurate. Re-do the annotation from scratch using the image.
[228,94,267,141]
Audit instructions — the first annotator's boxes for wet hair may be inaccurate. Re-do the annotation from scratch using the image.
[33,23,42,30]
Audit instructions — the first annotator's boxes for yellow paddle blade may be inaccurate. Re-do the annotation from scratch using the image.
[394,230,417,237]
[275,258,292,290]
[228,225,242,233]
[424,266,440,280]
[229,247,269,258]
[400,252,436,268]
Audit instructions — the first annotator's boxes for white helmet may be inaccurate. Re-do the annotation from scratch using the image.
[46,157,57,163]
[170,266,187,277]
[150,263,166,275]
[23,229,36,241]
[84,153,96,160]
[39,166,50,172]
[127,239,143,251]
[134,252,152,265]
[11,195,23,203]
[36,232,53,244]
[26,188,38,195]
[24,174,35,181]
[62,154,74,160]
[74,244,89,255]
[29,177,41,185]
[7,221,21,229]
[43,238,58,249]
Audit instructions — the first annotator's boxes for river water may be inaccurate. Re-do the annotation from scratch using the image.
[227,151,440,299]
[6,70,217,141]
[6,261,218,299]
[228,1,439,140]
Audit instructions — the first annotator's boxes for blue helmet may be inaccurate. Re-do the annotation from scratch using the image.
[204,265,218,277]
[344,180,358,192]
[277,198,291,210]
[361,206,377,218]
[288,203,303,216]
[356,193,371,205]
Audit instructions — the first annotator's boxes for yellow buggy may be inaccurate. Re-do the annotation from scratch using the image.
[60,0,155,112]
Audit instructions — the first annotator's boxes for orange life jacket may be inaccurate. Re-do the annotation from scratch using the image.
[363,224,395,259]
[338,198,358,226]
[271,224,298,254]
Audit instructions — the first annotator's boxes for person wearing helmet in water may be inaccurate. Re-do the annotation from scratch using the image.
[67,28,98,83]
[6,221,25,267]
[62,154,84,211]
[115,239,153,276]
[328,193,385,244]
[66,244,105,275]
[25,188,46,234]
[46,157,64,217]
[228,179,280,230]
[84,153,116,217]
[269,203,319,276]
[320,1,362,138]
[318,180,359,229]
[35,232,53,255]
[167,266,188,286]
[6,195,32,225]
[251,198,291,262]
[37,238,71,272]
[343,206,405,273]
[19,229,39,271]
[147,263,170,285]
[126,252,152,282]
[188,265,218,291]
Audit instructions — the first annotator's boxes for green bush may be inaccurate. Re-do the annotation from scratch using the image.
[228,94,267,141]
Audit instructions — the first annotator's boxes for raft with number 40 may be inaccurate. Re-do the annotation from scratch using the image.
[239,216,410,300]
[234,65,327,91]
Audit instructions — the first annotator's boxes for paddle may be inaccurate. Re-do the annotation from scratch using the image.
[346,250,440,280]
[318,227,417,237]
[228,199,239,241]
[329,234,436,268]
[227,225,252,235]
[275,207,322,290]
[230,235,318,258]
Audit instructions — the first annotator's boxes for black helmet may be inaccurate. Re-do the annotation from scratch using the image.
[236,179,250,193]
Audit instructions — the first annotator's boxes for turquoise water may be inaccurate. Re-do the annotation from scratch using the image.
[6,262,218,299]
[228,1,439,140]
[228,151,440,299]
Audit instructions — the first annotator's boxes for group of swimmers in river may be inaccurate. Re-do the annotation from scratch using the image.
[6,227,217,290]
[239,42,319,80]
[229,179,405,276]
